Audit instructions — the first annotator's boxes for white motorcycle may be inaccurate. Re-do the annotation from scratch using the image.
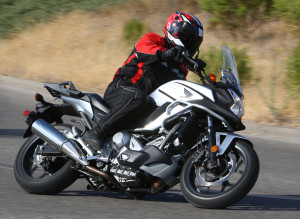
[14,46,259,209]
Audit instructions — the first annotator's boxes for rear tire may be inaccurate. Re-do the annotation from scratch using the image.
[180,140,259,209]
[14,124,79,195]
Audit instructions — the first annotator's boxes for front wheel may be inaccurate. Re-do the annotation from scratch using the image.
[14,124,79,195]
[180,140,259,209]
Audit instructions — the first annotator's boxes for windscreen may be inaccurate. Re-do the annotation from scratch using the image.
[221,46,244,97]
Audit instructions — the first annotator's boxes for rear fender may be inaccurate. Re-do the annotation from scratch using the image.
[216,132,253,155]
[23,103,77,138]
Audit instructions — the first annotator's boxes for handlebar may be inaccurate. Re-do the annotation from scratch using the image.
[181,51,199,70]
[180,50,212,85]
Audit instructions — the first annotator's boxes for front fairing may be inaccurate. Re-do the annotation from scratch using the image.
[145,46,246,132]
[149,80,215,107]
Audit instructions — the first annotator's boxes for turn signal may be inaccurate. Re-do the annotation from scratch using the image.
[209,74,217,83]
[35,93,43,102]
[23,110,30,117]
[211,145,219,153]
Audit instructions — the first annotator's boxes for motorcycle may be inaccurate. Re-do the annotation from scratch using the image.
[14,46,259,209]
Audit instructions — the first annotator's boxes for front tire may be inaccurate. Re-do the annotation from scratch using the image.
[14,124,79,195]
[180,140,259,209]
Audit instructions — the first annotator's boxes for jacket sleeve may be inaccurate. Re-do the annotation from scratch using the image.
[134,33,167,64]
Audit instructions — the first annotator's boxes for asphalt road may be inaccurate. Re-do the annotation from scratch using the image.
[1,75,300,218]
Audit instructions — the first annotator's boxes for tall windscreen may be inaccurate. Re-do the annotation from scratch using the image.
[221,46,244,97]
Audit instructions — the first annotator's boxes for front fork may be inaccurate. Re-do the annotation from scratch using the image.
[207,115,218,169]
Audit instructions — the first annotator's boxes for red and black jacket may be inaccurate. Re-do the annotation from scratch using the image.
[114,33,188,94]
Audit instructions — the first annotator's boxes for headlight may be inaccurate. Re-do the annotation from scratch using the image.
[228,89,244,118]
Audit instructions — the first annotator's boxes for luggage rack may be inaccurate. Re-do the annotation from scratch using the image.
[44,81,83,98]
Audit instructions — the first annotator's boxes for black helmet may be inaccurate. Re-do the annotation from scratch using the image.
[164,11,204,56]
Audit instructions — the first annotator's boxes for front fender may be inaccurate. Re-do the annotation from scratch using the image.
[216,132,253,155]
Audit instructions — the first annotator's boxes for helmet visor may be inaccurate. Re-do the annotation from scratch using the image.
[178,22,203,56]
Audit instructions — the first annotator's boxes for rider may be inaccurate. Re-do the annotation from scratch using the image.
[85,11,206,151]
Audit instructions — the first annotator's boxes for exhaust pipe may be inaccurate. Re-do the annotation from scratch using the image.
[31,119,89,166]
[83,166,167,193]
[84,166,123,191]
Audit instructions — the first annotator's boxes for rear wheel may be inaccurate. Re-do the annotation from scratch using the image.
[180,140,259,208]
[14,124,79,195]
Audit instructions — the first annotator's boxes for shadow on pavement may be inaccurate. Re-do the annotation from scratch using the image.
[58,190,300,211]
[230,194,300,211]
[0,129,26,138]
[58,190,188,203]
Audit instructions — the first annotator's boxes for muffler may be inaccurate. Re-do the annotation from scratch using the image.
[31,119,89,166]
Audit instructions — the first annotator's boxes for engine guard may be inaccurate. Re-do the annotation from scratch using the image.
[216,132,253,155]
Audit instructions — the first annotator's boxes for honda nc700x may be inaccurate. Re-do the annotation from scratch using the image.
[14,46,259,209]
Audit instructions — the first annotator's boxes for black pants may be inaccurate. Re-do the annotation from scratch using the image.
[96,78,154,135]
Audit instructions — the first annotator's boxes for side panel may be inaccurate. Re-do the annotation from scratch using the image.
[61,96,94,119]
[135,104,186,131]
[140,156,181,187]
[150,80,214,106]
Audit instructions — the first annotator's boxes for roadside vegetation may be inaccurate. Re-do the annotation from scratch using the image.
[123,19,151,43]
[287,41,300,94]
[0,0,125,38]
[199,0,272,38]
[199,0,300,29]
[272,0,300,25]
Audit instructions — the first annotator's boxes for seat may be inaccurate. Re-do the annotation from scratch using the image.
[83,93,110,114]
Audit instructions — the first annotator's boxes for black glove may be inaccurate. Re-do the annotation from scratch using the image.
[161,46,185,62]
[196,59,206,69]
[174,46,185,63]
[187,58,206,70]
[161,47,177,61]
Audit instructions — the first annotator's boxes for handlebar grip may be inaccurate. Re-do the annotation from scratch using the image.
[182,51,199,70]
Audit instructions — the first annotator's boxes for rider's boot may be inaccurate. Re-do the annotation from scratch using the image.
[82,127,107,151]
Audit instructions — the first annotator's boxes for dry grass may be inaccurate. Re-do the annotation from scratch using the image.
[0,9,132,92]
[0,1,299,126]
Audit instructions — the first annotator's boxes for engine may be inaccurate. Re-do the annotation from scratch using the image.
[108,131,173,188]
[109,164,140,187]
[109,131,146,188]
